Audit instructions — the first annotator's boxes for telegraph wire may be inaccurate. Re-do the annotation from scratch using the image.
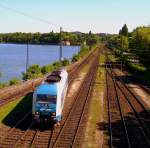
[0,2,74,71]
[0,2,74,32]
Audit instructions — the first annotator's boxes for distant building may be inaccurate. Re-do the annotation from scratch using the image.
[83,41,86,45]
[61,40,70,46]
[65,41,70,46]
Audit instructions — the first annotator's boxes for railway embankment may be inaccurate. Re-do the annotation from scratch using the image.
[1,43,102,147]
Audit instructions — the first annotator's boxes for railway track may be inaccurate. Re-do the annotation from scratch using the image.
[0,88,33,107]
[112,62,150,98]
[110,66,150,138]
[0,111,32,147]
[140,85,150,94]
[68,46,99,80]
[106,64,131,148]
[0,46,99,139]
[21,48,99,148]
[105,59,150,147]
[0,46,101,148]
[105,46,150,96]
[0,83,40,108]
[51,48,99,148]
[0,78,43,107]
[0,46,99,107]
[122,69,150,96]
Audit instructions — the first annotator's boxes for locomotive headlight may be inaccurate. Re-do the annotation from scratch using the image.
[35,111,39,115]
[52,112,56,116]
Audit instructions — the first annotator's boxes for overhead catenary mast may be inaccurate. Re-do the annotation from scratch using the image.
[26,35,29,73]
[59,27,63,61]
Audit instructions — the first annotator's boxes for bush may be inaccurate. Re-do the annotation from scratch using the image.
[62,59,70,66]
[71,45,91,62]
[0,83,8,88]
[22,64,42,80]
[52,61,62,69]
[9,78,21,86]
[0,72,2,78]
[78,45,89,58]
[41,65,54,74]
[72,54,80,62]
[126,62,146,73]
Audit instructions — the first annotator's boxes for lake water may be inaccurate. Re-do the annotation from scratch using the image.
[0,44,80,82]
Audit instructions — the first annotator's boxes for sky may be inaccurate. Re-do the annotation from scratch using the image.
[0,0,150,34]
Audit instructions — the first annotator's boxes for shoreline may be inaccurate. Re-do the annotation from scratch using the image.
[0,43,80,46]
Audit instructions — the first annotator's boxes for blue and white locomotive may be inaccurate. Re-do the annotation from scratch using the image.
[32,69,68,122]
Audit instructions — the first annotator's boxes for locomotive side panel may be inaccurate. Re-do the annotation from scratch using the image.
[55,70,68,121]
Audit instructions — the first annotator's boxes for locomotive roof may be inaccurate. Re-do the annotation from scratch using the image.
[45,70,62,83]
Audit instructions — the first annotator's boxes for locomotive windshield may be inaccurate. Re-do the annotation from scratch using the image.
[36,94,56,103]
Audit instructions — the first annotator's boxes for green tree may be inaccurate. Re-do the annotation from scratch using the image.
[134,27,150,66]
[72,54,80,62]
[86,31,99,46]
[62,59,70,66]
[9,78,21,85]
[0,72,2,82]
[0,32,83,45]
[41,65,53,74]
[119,24,128,36]
[22,64,42,80]
[0,36,3,42]
[52,61,62,69]
[119,36,129,52]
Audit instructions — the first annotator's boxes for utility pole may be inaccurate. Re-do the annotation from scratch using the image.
[59,27,63,61]
[0,72,2,83]
[89,30,92,50]
[26,35,29,72]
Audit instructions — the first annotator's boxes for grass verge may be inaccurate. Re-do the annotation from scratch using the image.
[0,99,21,123]
[0,93,32,126]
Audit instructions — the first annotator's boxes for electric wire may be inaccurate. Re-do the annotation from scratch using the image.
[0,2,74,32]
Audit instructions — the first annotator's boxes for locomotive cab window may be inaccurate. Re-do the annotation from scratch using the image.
[36,94,56,103]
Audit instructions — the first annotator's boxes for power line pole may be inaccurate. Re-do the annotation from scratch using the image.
[26,35,29,72]
[59,27,63,61]
[89,30,92,50]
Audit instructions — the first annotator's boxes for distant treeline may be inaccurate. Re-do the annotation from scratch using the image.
[0,31,101,45]
[107,24,150,67]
